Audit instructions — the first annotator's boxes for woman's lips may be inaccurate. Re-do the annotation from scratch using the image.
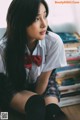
[40,30,46,35]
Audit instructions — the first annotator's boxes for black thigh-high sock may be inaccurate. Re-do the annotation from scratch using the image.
[25,95,45,120]
[45,103,67,120]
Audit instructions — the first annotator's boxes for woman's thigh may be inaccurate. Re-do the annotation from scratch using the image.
[10,90,37,113]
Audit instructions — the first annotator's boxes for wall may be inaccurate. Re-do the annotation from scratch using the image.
[46,0,80,34]
[0,0,12,28]
[73,5,80,34]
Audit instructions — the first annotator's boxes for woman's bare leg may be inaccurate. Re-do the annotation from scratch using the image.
[44,96,58,105]
[10,90,37,113]
[10,90,45,120]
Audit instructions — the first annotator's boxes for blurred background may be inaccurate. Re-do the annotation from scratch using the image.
[0,0,80,33]
[46,0,80,34]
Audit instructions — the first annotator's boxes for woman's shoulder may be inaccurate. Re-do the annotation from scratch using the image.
[45,31,63,44]
[45,31,63,48]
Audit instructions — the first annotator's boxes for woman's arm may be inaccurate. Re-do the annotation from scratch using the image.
[35,70,52,95]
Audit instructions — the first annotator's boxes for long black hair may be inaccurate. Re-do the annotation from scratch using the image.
[3,0,49,90]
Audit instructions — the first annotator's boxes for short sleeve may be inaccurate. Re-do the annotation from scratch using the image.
[0,40,6,74]
[42,32,67,72]
[0,53,5,74]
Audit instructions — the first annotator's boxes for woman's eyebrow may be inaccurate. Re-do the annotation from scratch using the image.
[37,11,47,16]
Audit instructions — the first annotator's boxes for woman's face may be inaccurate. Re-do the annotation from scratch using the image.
[26,3,48,42]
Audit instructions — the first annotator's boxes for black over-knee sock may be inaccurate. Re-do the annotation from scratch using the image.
[25,95,45,120]
[46,103,67,120]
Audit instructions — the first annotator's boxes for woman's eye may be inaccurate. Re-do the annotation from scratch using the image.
[35,17,40,22]
[35,14,47,22]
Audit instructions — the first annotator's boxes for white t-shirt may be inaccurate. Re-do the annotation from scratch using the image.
[0,31,67,83]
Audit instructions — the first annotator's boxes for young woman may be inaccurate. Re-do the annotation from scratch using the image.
[0,0,67,120]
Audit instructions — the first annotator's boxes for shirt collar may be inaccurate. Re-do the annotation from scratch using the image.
[38,38,46,48]
[25,37,46,54]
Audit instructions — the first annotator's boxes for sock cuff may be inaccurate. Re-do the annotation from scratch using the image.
[46,103,61,114]
[25,95,45,112]
[25,95,46,120]
[46,103,67,119]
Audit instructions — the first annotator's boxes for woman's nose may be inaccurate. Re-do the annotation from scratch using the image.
[40,19,47,28]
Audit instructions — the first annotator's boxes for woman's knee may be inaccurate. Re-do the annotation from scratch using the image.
[44,96,58,105]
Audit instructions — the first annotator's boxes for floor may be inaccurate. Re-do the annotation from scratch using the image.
[61,104,80,120]
[0,104,80,120]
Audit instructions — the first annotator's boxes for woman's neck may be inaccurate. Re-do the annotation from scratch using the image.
[27,40,38,54]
